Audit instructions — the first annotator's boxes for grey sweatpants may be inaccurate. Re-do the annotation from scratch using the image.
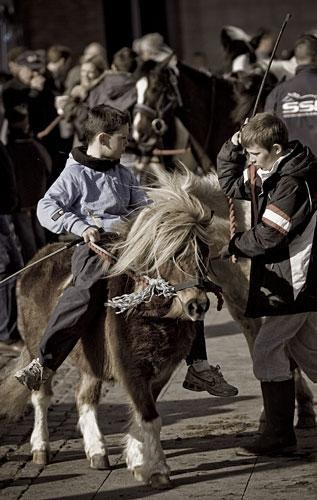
[253,312,317,383]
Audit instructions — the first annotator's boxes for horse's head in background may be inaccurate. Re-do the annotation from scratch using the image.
[132,55,181,153]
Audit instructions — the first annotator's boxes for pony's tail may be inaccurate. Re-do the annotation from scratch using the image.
[0,347,32,421]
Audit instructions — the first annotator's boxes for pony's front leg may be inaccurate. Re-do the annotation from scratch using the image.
[76,372,110,470]
[31,380,53,465]
[125,382,171,489]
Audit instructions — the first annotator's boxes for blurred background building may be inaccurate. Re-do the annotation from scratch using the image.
[1,0,316,72]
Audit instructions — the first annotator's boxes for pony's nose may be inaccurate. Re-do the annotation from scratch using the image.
[184,298,210,321]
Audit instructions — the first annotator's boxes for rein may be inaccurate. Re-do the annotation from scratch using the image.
[88,241,223,312]
[152,147,191,156]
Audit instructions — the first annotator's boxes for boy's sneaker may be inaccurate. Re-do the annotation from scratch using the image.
[183,364,238,397]
[15,358,53,391]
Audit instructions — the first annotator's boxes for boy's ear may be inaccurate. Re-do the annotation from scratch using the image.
[273,143,282,155]
[99,132,110,147]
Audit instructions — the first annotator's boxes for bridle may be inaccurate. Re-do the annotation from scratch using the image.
[88,240,223,311]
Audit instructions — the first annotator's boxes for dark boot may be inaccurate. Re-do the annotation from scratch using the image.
[244,379,297,456]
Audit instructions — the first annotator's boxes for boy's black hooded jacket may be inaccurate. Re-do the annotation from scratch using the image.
[217,139,317,318]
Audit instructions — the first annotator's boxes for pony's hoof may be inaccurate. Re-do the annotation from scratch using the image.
[90,454,110,470]
[132,467,144,482]
[150,473,173,489]
[33,450,50,465]
[296,415,317,429]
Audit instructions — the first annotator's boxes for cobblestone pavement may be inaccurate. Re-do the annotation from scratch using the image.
[1,307,317,499]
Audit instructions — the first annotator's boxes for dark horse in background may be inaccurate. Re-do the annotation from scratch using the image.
[177,61,278,169]
[132,57,277,174]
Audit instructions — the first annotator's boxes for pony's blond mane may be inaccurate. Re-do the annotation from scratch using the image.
[109,168,229,277]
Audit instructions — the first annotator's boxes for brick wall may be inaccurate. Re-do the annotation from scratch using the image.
[14,0,317,70]
[17,0,106,60]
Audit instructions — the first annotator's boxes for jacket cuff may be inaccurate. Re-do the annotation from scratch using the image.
[228,232,249,257]
[70,219,91,237]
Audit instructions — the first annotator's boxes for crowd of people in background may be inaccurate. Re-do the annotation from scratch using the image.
[1,24,317,356]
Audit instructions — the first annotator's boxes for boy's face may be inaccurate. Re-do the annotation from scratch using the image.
[100,124,129,159]
[245,143,281,171]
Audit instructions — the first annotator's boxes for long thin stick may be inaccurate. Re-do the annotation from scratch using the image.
[251,13,292,117]
[0,238,82,287]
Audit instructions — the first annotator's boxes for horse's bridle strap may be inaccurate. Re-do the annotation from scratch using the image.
[134,103,157,119]
[89,242,223,310]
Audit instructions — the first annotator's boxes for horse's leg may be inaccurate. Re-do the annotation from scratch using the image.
[76,372,110,469]
[31,378,53,465]
[294,368,316,429]
[125,379,171,489]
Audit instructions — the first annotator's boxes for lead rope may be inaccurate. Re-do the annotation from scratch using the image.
[228,197,238,264]
[249,164,259,222]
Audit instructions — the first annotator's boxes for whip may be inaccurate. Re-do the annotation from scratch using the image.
[251,13,292,117]
[0,237,83,287]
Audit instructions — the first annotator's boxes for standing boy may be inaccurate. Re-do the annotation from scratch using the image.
[217,112,317,455]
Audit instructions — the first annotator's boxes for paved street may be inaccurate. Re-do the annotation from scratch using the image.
[1,305,317,499]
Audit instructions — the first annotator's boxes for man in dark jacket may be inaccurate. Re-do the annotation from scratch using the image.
[0,141,24,353]
[217,112,317,455]
[265,34,317,156]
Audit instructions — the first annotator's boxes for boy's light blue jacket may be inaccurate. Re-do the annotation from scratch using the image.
[37,152,148,236]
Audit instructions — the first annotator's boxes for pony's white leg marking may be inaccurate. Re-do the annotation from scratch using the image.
[125,416,170,482]
[30,390,51,453]
[132,77,148,142]
[125,417,144,474]
[78,403,107,459]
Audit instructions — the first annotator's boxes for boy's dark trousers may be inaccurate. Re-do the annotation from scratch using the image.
[39,243,208,371]
[186,320,208,365]
[39,243,107,370]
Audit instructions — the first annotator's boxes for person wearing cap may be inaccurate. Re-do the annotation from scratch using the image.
[133,32,178,74]
[220,25,256,73]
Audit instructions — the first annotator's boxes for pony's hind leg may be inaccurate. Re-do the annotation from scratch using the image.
[125,379,171,489]
[76,372,110,470]
[31,378,53,465]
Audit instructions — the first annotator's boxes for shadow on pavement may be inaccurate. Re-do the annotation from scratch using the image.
[205,320,241,338]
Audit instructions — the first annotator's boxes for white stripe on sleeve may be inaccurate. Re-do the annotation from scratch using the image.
[262,208,291,233]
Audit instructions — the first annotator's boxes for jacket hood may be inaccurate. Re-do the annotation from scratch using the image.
[71,147,118,172]
[277,140,317,179]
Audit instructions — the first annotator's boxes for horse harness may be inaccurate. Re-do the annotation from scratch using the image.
[88,241,223,313]
[134,69,182,138]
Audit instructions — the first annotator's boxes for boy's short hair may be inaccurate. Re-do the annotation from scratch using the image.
[240,112,289,151]
[84,105,130,143]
